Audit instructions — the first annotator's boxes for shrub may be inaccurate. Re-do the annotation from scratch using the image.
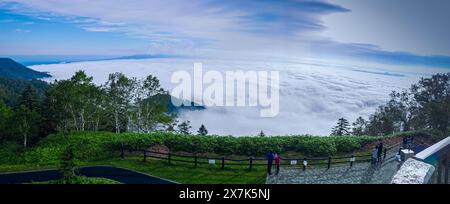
[332,136,362,153]
[3,130,420,165]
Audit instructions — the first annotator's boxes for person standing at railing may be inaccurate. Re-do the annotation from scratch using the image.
[377,142,383,162]
[266,151,274,175]
[402,137,407,148]
[274,153,281,175]
[372,146,378,165]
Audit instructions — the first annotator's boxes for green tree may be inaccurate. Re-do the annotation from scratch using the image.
[258,130,266,137]
[411,73,450,136]
[387,90,425,131]
[197,124,208,136]
[365,105,396,136]
[68,70,100,131]
[12,105,40,148]
[46,79,72,131]
[0,101,12,142]
[104,72,134,133]
[166,119,178,132]
[59,144,76,183]
[39,90,59,136]
[352,116,367,136]
[16,85,39,111]
[10,85,42,147]
[178,120,191,135]
[131,74,173,133]
[331,118,350,136]
[47,71,102,132]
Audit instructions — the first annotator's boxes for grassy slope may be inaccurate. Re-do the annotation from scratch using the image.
[0,157,267,184]
[83,157,267,184]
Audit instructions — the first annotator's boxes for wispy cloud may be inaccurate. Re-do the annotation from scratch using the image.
[1,0,450,68]
[15,28,30,32]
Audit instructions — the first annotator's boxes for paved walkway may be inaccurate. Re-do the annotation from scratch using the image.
[266,159,400,184]
[0,166,177,184]
[267,148,402,184]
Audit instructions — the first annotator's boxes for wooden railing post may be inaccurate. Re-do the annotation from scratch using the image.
[194,155,198,168]
[350,155,355,167]
[327,157,331,169]
[120,142,124,159]
[303,158,307,171]
[143,150,146,162]
[168,153,171,165]
[249,157,253,171]
[221,157,225,169]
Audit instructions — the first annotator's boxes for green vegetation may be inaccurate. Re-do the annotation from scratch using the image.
[1,129,439,167]
[334,73,450,137]
[0,76,48,107]
[0,129,441,184]
[33,176,121,184]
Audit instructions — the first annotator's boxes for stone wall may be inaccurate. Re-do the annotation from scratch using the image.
[391,158,435,184]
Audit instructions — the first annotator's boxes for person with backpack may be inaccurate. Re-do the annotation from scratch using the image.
[266,151,274,175]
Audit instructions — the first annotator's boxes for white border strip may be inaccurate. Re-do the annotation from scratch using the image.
[415,136,450,160]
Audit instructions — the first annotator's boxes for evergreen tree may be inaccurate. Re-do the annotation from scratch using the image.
[197,124,208,136]
[331,118,350,136]
[10,86,43,147]
[59,144,76,183]
[16,84,39,111]
[39,91,58,136]
[258,130,266,137]
[178,120,191,135]
[0,101,12,142]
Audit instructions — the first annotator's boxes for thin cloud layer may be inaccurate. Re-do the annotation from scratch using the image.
[1,0,450,67]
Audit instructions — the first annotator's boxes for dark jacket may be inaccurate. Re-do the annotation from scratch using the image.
[266,152,274,162]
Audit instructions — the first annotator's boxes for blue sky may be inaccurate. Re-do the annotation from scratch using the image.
[1,0,450,68]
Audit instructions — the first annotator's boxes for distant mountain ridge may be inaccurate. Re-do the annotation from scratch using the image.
[110,54,177,60]
[5,54,178,66]
[0,58,50,80]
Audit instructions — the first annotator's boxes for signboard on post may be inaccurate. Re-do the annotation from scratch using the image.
[290,160,297,165]
[208,159,216,164]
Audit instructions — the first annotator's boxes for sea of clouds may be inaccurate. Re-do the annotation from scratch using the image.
[31,58,435,136]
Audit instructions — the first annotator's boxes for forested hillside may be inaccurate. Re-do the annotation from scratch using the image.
[0,76,48,107]
[0,58,50,80]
